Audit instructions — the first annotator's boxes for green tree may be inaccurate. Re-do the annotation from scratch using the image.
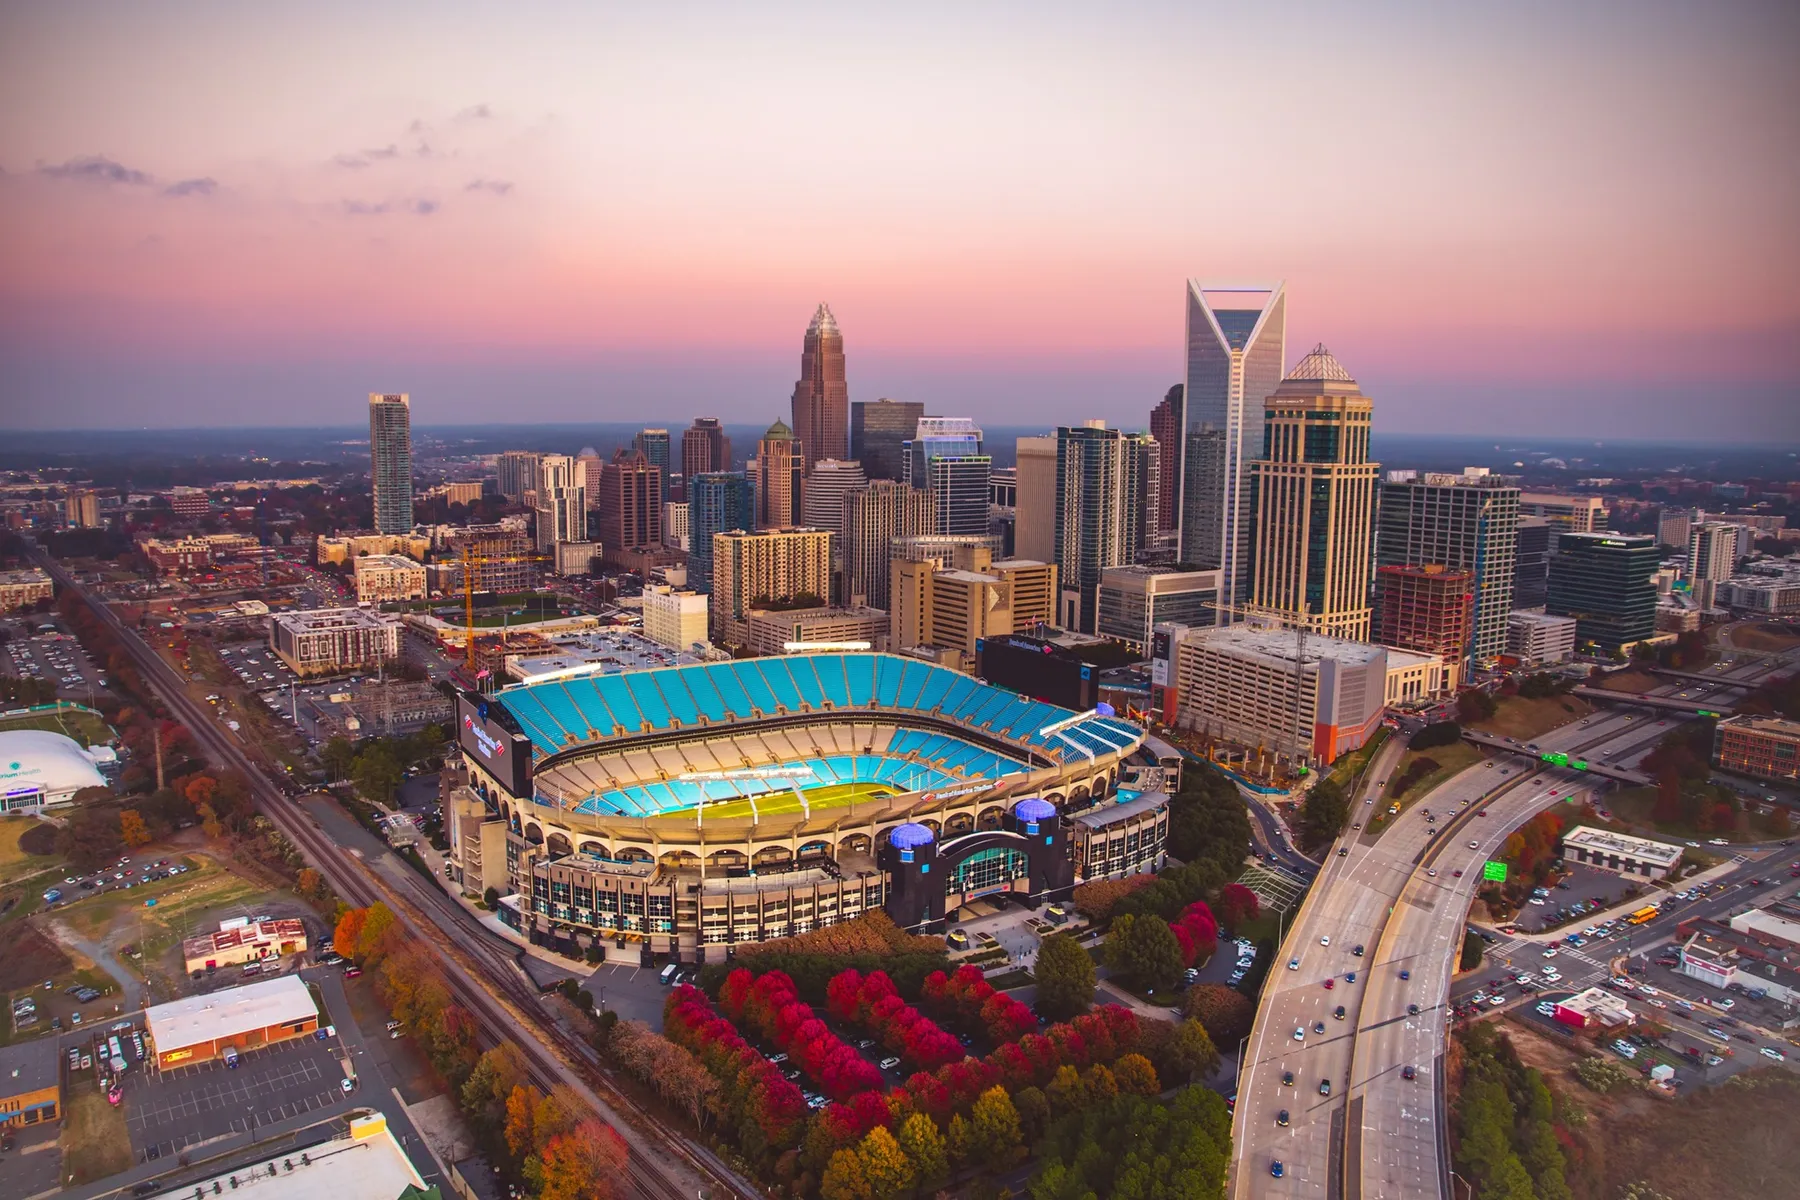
[1045,1064,1085,1115]
[969,1086,1024,1166]
[322,736,358,781]
[1164,1018,1221,1084]
[352,743,403,806]
[1103,914,1184,992]
[1033,932,1096,1020]
[1011,1085,1050,1142]
[895,1112,948,1192]
[946,1113,974,1169]
[1484,1153,1539,1200]
[856,1126,914,1200]
[1298,777,1350,849]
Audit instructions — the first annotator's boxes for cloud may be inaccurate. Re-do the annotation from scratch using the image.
[340,197,438,216]
[465,178,512,196]
[365,144,400,160]
[163,177,217,197]
[341,199,389,215]
[410,199,439,215]
[332,153,370,169]
[333,144,401,169]
[40,155,153,185]
[454,103,493,122]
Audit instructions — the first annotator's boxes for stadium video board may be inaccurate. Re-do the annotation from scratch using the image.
[975,635,1096,712]
[456,689,534,797]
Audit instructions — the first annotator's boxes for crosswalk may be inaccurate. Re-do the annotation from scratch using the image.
[1485,935,1611,984]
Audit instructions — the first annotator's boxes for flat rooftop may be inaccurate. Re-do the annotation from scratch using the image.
[1190,622,1388,668]
[177,1112,426,1200]
[1561,825,1683,865]
[146,974,317,1051]
[271,607,396,633]
[0,1034,61,1098]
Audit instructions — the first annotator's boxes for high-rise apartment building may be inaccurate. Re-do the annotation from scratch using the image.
[1148,384,1183,536]
[753,420,804,530]
[843,481,936,609]
[1546,532,1659,651]
[634,429,672,509]
[1096,565,1221,653]
[1657,507,1693,550]
[1374,564,1474,671]
[791,304,849,471]
[801,460,869,590]
[663,501,690,551]
[496,451,543,505]
[1053,422,1159,634]
[682,418,732,482]
[1178,281,1286,607]
[595,449,663,562]
[1688,523,1739,609]
[533,454,585,551]
[1512,518,1552,609]
[906,418,991,537]
[575,446,605,512]
[1248,347,1379,641]
[64,489,101,529]
[368,393,413,534]
[711,528,833,644]
[687,473,755,594]
[1013,436,1057,564]
[850,399,924,481]
[1520,492,1605,532]
[1376,468,1520,664]
[1123,432,1160,557]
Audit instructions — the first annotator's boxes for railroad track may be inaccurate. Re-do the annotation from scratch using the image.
[44,559,754,1200]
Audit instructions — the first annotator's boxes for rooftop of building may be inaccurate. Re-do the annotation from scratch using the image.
[1715,712,1800,737]
[181,919,308,959]
[1508,610,1578,627]
[146,974,317,1051]
[506,628,703,679]
[1560,825,1684,864]
[353,554,423,570]
[175,1113,429,1200]
[1187,621,1388,668]
[272,607,398,632]
[1681,919,1800,991]
[546,850,657,879]
[1555,985,1635,1026]
[0,566,52,584]
[0,1031,62,1098]
[1069,789,1169,830]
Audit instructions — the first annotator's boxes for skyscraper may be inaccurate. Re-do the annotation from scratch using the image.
[682,417,732,482]
[1054,422,1137,634]
[843,480,936,609]
[754,420,804,530]
[1687,523,1739,609]
[792,304,849,471]
[1247,346,1379,641]
[1148,384,1184,536]
[533,454,585,550]
[1012,436,1057,564]
[687,472,755,594]
[801,459,869,537]
[595,449,663,562]
[635,429,672,509]
[575,446,605,511]
[1178,281,1286,609]
[1547,532,1658,651]
[1376,468,1520,663]
[850,398,924,481]
[906,418,991,537]
[368,392,413,534]
[1513,518,1552,609]
[496,450,543,505]
[1122,432,1160,558]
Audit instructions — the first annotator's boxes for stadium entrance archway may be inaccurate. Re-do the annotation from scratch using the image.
[880,803,1075,933]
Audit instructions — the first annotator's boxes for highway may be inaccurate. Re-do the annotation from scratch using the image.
[40,555,754,1200]
[1229,646,1787,1199]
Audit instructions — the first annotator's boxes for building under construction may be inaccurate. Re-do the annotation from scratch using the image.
[1373,563,1475,667]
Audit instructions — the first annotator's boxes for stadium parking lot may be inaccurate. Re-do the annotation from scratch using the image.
[216,643,299,691]
[1,618,111,699]
[123,1035,352,1165]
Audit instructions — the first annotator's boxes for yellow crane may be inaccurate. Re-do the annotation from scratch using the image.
[459,543,553,672]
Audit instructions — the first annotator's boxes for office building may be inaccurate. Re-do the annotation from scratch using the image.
[167,485,212,516]
[1513,518,1552,609]
[1712,714,1800,782]
[0,567,54,612]
[596,449,663,563]
[270,608,400,677]
[1164,621,1387,765]
[682,417,733,481]
[1656,592,1703,633]
[367,392,413,534]
[1374,563,1474,665]
[533,453,586,551]
[753,421,805,530]
[140,536,214,576]
[575,446,605,512]
[635,428,673,508]
[351,554,427,603]
[851,398,923,481]
[642,584,710,652]
[1658,507,1693,550]
[842,482,937,609]
[496,450,543,505]
[687,473,755,595]
[1688,522,1739,609]
[64,488,101,529]
[554,541,598,576]
[1376,467,1520,663]
[1053,422,1160,633]
[1247,346,1379,641]
[664,500,691,551]
[1383,646,1455,706]
[890,547,1055,672]
[1559,827,1683,881]
[791,303,849,470]
[1520,492,1605,532]
[1148,383,1184,536]
[906,418,991,537]
[1095,565,1221,653]
[988,468,1017,509]
[438,480,485,507]
[1178,280,1287,606]
[1546,532,1659,651]
[1012,435,1057,564]
[800,459,867,534]
[1507,609,1579,667]
[711,528,832,645]
[746,605,889,655]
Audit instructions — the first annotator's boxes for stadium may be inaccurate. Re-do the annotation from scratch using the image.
[452,652,1172,959]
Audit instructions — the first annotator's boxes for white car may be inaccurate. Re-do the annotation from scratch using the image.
[1715,998,1735,1010]
[1536,1002,1556,1016]
[1294,1027,1306,1041]
[1542,971,1562,982]
[1542,948,1559,958]
[1761,1047,1787,1061]
[1321,936,1331,947]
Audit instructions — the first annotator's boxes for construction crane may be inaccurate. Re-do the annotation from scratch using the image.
[459,543,553,672]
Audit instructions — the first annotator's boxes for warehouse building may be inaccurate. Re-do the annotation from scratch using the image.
[145,974,320,1068]
[1558,826,1683,881]
[181,918,309,975]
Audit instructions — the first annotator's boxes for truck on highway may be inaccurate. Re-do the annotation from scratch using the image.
[1627,905,1660,926]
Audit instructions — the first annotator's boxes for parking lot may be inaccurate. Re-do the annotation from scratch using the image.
[1506,862,1663,934]
[215,643,299,692]
[1,617,111,700]
[123,1034,352,1164]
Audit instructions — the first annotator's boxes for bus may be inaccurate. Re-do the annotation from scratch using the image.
[1627,905,1660,926]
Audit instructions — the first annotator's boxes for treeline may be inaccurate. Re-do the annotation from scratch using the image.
[1452,1023,1578,1200]
[321,727,446,806]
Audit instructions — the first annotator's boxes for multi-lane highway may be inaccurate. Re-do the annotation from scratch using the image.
[1230,646,1791,1199]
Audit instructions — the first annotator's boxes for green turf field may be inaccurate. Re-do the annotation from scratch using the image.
[667,780,897,821]
[0,706,114,747]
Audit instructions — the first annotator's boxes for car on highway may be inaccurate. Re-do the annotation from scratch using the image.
[1401,1064,1417,1080]
[1319,1079,1331,1096]
[1313,1021,1325,1034]
[1353,944,1364,956]
[1346,972,1356,983]
[1400,969,1411,980]
[1761,1047,1787,1061]
[1294,1027,1305,1041]
[1321,935,1331,946]
[1427,868,1438,878]
[1323,978,1335,990]
[1407,1003,1420,1015]
[1277,1109,1290,1126]
[1282,1070,1294,1086]
[1288,957,1300,970]
[1271,1161,1285,1179]
[1468,840,1480,849]
[1334,1005,1346,1020]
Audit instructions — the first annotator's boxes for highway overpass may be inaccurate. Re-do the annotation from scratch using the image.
[1570,686,1736,716]
[1461,729,1651,786]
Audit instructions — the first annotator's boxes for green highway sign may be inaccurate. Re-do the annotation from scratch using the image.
[1482,861,1508,882]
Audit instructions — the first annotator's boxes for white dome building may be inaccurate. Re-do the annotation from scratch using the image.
[0,730,110,813]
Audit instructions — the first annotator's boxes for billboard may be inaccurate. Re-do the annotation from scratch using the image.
[1150,629,1172,688]
[975,635,1096,712]
[456,689,534,798]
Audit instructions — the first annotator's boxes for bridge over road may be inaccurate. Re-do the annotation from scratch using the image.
[1570,686,1736,718]
[1461,728,1652,786]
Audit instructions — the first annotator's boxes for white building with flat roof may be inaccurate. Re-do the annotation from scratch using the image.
[173,1113,427,1200]
[642,584,709,651]
[1507,610,1578,665]
[351,553,426,603]
[1558,825,1683,880]
[146,974,319,1067]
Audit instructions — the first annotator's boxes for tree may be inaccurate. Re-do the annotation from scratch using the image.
[534,1120,625,1200]
[1111,1053,1160,1096]
[504,1083,540,1161]
[945,1113,973,1168]
[822,1147,873,1200]
[1103,914,1184,992]
[1045,1064,1085,1115]
[295,867,326,903]
[857,1125,914,1199]
[1298,778,1351,849]
[1183,983,1254,1045]
[1215,882,1260,931]
[1032,933,1095,1020]
[1410,721,1463,749]
[1164,1018,1221,1084]
[1456,689,1498,723]
[321,736,358,782]
[118,808,152,848]
[1011,1085,1051,1143]
[356,902,399,962]
[334,907,366,956]
[183,774,217,811]
[896,1111,947,1191]
[969,1086,1023,1166]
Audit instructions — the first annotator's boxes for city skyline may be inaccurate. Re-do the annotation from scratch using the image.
[1,3,1795,437]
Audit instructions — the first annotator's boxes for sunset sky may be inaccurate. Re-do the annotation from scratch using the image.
[2,1,1796,437]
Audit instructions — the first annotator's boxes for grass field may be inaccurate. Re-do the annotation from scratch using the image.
[1471,694,1592,742]
[0,706,113,747]
[0,815,54,874]
[1731,622,1800,653]
[61,1088,133,1185]
[1368,741,1485,834]
[663,780,898,821]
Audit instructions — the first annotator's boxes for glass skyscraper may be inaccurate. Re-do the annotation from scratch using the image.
[368,392,413,534]
[1375,469,1520,663]
[1546,532,1659,651]
[792,304,849,471]
[687,472,754,594]
[905,418,991,537]
[1179,281,1286,611]
[635,428,672,508]
[851,398,925,481]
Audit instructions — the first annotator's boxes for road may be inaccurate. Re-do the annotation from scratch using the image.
[40,554,753,1200]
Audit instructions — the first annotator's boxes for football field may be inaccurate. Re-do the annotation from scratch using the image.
[667,780,897,821]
